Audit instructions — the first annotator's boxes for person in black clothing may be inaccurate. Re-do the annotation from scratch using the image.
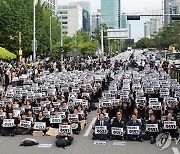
[143,113,160,144]
[110,110,126,140]
[92,113,110,140]
[16,112,32,135]
[1,110,18,136]
[162,113,179,139]
[126,113,143,142]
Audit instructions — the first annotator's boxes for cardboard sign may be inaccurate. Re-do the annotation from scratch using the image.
[13,110,20,118]
[149,101,161,110]
[82,101,88,108]
[0,112,6,119]
[33,122,46,130]
[75,99,82,106]
[59,125,71,134]
[43,111,50,119]
[20,120,31,128]
[101,100,112,107]
[52,102,60,108]
[3,119,14,127]
[32,107,41,114]
[112,99,120,106]
[95,126,108,134]
[136,97,146,106]
[58,112,66,119]
[111,127,123,136]
[68,114,78,123]
[163,121,176,129]
[127,126,140,135]
[146,124,158,132]
[50,115,61,123]
[166,97,178,106]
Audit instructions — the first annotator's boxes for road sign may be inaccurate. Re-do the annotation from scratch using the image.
[107,29,129,40]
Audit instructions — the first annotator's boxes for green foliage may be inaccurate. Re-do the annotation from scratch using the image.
[0,0,60,57]
[0,47,16,60]
[136,21,180,50]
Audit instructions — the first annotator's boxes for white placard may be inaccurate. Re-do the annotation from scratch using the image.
[95,126,108,134]
[111,127,123,136]
[146,124,158,132]
[164,121,176,129]
[58,125,71,134]
[50,115,61,123]
[33,122,46,130]
[68,114,78,123]
[127,126,140,135]
[13,110,20,118]
[20,120,31,128]
[3,119,14,127]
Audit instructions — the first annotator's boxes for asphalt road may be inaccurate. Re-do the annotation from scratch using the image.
[0,110,179,154]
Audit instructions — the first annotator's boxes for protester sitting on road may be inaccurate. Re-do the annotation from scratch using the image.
[143,113,160,144]
[162,113,179,139]
[126,113,143,142]
[1,110,18,136]
[110,110,126,140]
[92,112,110,140]
[56,118,74,143]
[16,112,32,135]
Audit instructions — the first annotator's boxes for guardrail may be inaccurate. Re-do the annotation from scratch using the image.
[170,68,180,83]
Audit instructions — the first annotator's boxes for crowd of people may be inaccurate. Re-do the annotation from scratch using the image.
[0,53,179,147]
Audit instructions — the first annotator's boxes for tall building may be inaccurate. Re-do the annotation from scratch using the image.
[57,3,83,37]
[164,0,180,26]
[101,0,121,29]
[144,17,163,38]
[91,10,101,32]
[78,1,91,33]
[39,0,57,15]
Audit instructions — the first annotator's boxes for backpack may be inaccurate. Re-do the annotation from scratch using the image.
[55,139,72,148]
[19,138,38,146]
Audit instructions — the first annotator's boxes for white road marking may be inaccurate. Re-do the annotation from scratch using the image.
[84,117,97,137]
[172,147,180,154]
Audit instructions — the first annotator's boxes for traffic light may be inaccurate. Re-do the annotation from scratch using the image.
[127,15,140,20]
[171,15,180,20]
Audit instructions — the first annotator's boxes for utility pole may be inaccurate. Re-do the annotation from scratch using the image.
[33,0,36,62]
[100,26,104,60]
[50,16,52,57]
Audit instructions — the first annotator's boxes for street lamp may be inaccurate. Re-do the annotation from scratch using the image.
[33,0,36,62]
[50,16,52,57]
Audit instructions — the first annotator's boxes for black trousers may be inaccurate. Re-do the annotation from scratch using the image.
[1,127,17,136]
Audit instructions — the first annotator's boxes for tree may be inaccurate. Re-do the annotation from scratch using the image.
[0,0,60,57]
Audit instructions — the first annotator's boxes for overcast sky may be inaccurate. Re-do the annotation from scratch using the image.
[58,0,162,41]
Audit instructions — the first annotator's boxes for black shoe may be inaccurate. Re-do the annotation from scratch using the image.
[10,133,15,137]
[92,137,97,140]
[150,137,155,144]
[137,138,143,142]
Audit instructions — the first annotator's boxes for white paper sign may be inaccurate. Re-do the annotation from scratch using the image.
[95,126,108,134]
[127,126,140,135]
[111,127,123,136]
[3,119,14,127]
